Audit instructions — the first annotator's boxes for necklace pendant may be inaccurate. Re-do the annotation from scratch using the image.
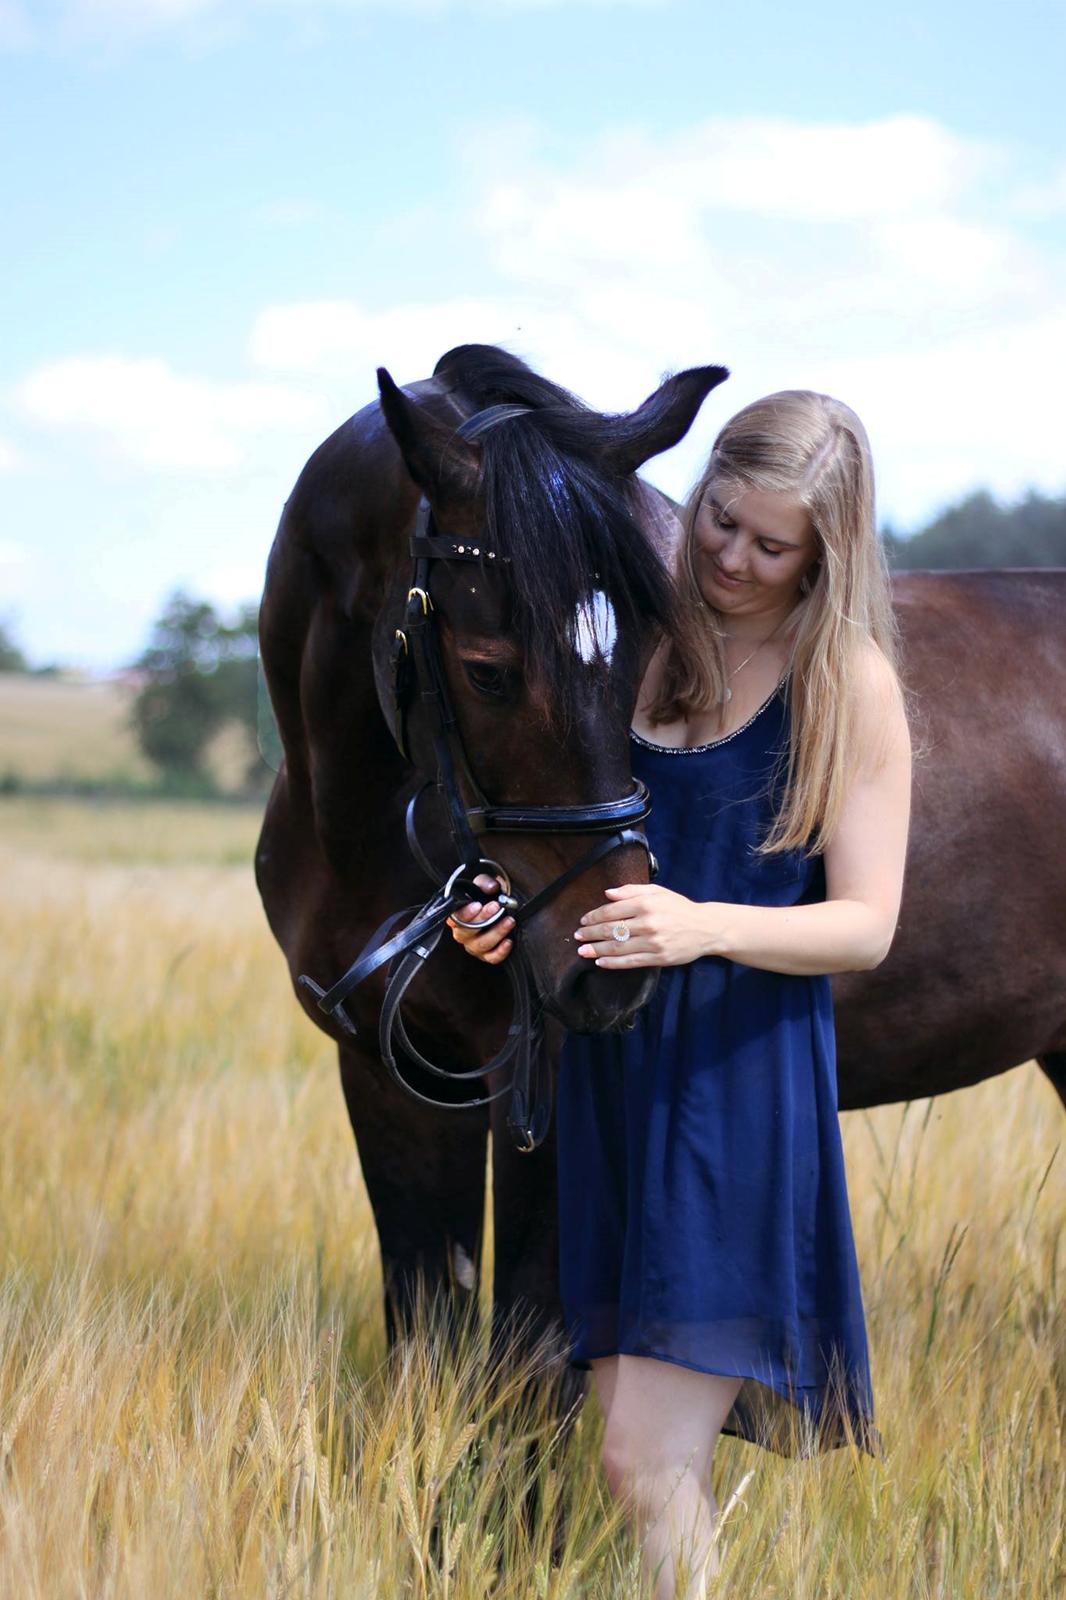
[722,685,732,703]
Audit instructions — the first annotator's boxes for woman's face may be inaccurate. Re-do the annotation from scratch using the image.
[693,479,820,618]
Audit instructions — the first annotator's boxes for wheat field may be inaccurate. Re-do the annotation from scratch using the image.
[0,795,1062,1598]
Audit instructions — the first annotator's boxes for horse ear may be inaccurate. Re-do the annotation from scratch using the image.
[599,365,730,475]
[377,367,480,501]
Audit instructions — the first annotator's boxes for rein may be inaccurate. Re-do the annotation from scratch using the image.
[298,404,657,1152]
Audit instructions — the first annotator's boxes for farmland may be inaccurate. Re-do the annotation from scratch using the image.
[0,788,1062,1596]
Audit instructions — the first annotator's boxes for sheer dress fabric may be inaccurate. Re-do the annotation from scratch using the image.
[556,678,883,1459]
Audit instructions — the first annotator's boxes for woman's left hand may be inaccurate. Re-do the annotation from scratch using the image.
[574,883,721,967]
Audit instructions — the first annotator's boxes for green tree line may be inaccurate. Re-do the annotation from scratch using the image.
[882,487,1065,569]
[129,592,268,795]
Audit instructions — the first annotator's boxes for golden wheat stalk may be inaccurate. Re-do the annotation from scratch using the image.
[438,1421,479,1485]
[393,1459,423,1559]
[443,1518,467,1580]
[258,1394,281,1466]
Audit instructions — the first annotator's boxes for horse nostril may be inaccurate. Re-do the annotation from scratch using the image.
[552,961,657,1031]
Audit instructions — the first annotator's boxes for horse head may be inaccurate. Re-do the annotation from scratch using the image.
[373,344,728,1034]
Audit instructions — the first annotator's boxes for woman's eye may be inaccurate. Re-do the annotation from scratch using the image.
[758,543,783,558]
[462,661,511,698]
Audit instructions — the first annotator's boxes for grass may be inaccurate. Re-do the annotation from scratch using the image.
[0,797,1063,1597]
[0,672,152,785]
[0,670,264,796]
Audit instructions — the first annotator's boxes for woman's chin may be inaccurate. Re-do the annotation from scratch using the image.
[702,582,748,610]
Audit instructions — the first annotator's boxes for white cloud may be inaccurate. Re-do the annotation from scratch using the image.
[0,438,22,473]
[815,306,1066,525]
[249,296,523,380]
[17,355,326,469]
[248,294,618,396]
[14,110,1063,543]
[473,114,1034,325]
[198,560,269,605]
[243,111,1064,523]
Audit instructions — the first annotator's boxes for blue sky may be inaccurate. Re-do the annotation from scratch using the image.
[2,0,1064,668]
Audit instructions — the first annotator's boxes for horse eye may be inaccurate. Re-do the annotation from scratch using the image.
[462,661,511,698]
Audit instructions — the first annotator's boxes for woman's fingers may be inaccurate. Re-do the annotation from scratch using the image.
[577,900,644,932]
[453,921,515,961]
[574,918,645,952]
[480,936,513,964]
[449,898,502,936]
[455,914,513,950]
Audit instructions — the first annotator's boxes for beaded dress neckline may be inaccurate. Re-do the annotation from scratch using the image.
[629,674,789,756]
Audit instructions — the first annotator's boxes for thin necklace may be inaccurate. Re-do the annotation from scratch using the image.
[719,609,794,703]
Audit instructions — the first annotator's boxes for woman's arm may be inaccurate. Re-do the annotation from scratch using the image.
[579,647,913,978]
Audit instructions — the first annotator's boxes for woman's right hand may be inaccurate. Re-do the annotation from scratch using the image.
[446,872,515,964]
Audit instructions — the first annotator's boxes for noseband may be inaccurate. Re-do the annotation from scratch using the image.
[299,404,657,1152]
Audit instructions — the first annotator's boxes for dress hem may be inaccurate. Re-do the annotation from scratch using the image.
[569,1340,885,1462]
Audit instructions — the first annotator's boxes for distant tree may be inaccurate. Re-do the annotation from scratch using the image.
[0,617,28,673]
[883,488,1066,569]
[131,592,264,790]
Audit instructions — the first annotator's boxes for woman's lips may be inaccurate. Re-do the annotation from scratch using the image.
[711,561,746,588]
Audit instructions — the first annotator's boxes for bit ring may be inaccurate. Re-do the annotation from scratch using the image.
[446,859,516,929]
[610,921,631,944]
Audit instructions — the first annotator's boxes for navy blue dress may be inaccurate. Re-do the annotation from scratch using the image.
[556,677,882,1459]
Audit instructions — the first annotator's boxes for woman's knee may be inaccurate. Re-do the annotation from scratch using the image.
[600,1418,701,1509]
[600,1422,636,1501]
[598,1362,742,1505]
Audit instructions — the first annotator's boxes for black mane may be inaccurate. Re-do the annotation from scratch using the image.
[433,344,682,729]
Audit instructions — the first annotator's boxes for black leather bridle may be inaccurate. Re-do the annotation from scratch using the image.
[298,404,657,1151]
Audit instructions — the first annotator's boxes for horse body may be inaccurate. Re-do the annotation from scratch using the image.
[834,568,1066,1111]
[257,344,1066,1373]
[256,347,727,1356]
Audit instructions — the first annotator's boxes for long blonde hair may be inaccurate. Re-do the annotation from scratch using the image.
[647,390,903,854]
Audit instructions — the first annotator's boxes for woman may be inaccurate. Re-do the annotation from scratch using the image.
[449,390,911,1597]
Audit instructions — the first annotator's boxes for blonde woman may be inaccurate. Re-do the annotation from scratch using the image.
[449,391,912,1598]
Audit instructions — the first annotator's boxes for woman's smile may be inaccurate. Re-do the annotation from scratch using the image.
[709,559,748,590]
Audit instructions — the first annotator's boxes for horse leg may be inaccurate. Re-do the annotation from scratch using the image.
[1037,1051,1066,1115]
[337,1040,489,1349]
[490,1088,588,1565]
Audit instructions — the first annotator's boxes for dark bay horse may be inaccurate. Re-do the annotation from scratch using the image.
[256,343,728,1364]
[257,343,1066,1385]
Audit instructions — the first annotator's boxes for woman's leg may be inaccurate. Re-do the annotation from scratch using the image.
[595,1354,743,1600]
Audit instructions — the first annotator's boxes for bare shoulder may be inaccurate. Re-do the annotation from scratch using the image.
[850,639,911,772]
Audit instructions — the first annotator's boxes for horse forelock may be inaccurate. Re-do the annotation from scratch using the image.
[426,344,681,730]
[476,411,679,731]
